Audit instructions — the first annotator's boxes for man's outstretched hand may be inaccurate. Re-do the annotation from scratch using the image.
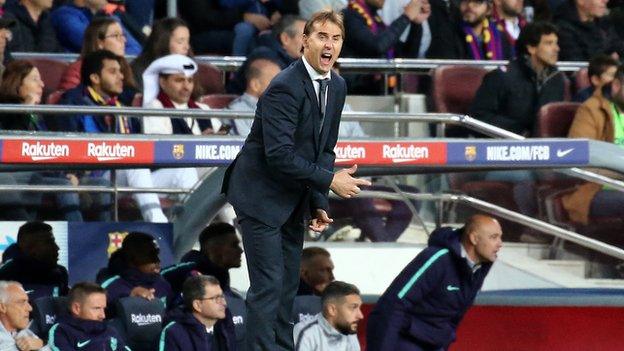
[330,165,372,198]
[309,209,333,232]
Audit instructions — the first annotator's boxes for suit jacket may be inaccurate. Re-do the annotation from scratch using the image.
[222,59,347,228]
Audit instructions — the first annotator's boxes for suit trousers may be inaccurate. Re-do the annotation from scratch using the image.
[237,211,305,351]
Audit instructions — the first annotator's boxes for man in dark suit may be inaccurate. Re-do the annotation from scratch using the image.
[222,10,371,351]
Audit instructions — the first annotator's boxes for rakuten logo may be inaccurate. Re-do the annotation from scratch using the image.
[87,142,135,161]
[334,144,366,162]
[21,141,70,161]
[382,144,429,163]
[130,313,161,326]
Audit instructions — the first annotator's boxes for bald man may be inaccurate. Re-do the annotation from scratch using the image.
[366,215,503,351]
[227,57,282,137]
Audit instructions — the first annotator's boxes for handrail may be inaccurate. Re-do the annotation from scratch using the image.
[13,52,589,72]
[356,190,624,261]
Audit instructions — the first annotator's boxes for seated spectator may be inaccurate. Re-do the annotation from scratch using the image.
[162,223,243,298]
[141,54,223,134]
[299,0,347,19]
[55,50,172,223]
[470,21,564,136]
[178,0,271,54]
[0,281,45,351]
[47,282,128,350]
[3,0,62,52]
[101,232,173,310]
[51,0,142,54]
[124,0,153,34]
[554,0,624,61]
[293,281,362,351]
[227,57,282,136]
[574,54,618,102]
[226,15,305,94]
[130,17,192,89]
[57,17,138,107]
[493,0,526,55]
[298,247,335,296]
[100,0,146,50]
[563,65,624,224]
[159,275,236,351]
[366,215,502,351]
[0,17,14,78]
[0,222,69,300]
[220,0,283,56]
[0,60,111,222]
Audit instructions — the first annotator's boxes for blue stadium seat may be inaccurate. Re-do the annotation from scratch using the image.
[111,297,165,351]
[291,295,322,324]
[225,294,246,351]
[31,296,68,339]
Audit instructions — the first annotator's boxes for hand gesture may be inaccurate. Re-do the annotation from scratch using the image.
[15,337,43,351]
[243,13,272,31]
[330,164,372,198]
[404,0,431,24]
[130,286,156,300]
[309,209,333,232]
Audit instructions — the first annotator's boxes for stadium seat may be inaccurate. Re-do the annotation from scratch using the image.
[225,294,246,351]
[197,63,225,94]
[45,90,65,105]
[291,295,322,324]
[575,68,591,94]
[31,296,69,339]
[535,102,581,138]
[112,297,165,351]
[431,65,488,115]
[199,94,237,109]
[29,59,69,100]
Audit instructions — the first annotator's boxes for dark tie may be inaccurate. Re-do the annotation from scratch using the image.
[315,78,329,131]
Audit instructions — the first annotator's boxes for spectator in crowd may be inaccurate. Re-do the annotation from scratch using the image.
[493,0,526,54]
[293,281,362,351]
[159,275,237,351]
[0,222,69,300]
[220,0,284,56]
[226,15,305,94]
[101,232,173,310]
[300,0,347,19]
[470,21,564,136]
[227,57,282,136]
[178,0,272,54]
[574,54,619,102]
[554,0,624,61]
[48,282,128,350]
[0,281,45,351]
[141,54,223,134]
[124,0,153,34]
[563,65,624,224]
[366,214,502,351]
[0,17,14,78]
[162,222,243,299]
[297,247,335,296]
[50,0,142,54]
[3,0,62,52]
[100,0,146,48]
[0,60,111,222]
[55,50,171,222]
[58,17,138,107]
[131,17,192,89]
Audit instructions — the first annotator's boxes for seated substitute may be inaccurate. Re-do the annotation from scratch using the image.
[0,281,46,351]
[159,275,236,351]
[48,282,128,351]
[366,214,502,351]
[297,247,335,296]
[293,281,363,351]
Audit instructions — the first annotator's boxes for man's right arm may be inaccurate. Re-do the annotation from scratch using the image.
[47,324,73,351]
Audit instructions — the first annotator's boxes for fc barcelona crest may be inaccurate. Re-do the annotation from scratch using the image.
[464,146,477,162]
[172,144,185,160]
[107,232,128,257]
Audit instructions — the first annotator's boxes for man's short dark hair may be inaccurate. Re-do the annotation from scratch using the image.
[244,58,281,82]
[68,282,106,306]
[301,247,330,266]
[80,49,123,87]
[274,15,305,41]
[303,11,345,38]
[613,65,624,84]
[516,21,558,56]
[121,232,160,267]
[321,281,359,306]
[182,275,220,311]
[199,222,236,250]
[588,54,619,81]
[17,221,52,250]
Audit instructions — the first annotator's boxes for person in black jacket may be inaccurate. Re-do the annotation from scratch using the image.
[159,275,237,351]
[470,21,564,136]
[0,222,69,301]
[48,282,128,351]
[554,0,624,61]
[366,215,502,351]
[3,0,63,53]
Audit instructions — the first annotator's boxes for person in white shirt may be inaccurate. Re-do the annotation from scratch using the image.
[0,281,49,351]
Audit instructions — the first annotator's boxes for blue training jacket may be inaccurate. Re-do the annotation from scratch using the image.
[366,226,493,351]
[159,310,237,351]
[48,315,129,351]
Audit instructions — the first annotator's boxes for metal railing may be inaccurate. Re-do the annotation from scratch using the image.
[13,52,589,73]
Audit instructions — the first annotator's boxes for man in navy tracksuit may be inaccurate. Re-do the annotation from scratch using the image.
[159,275,237,351]
[48,282,129,350]
[366,214,503,351]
